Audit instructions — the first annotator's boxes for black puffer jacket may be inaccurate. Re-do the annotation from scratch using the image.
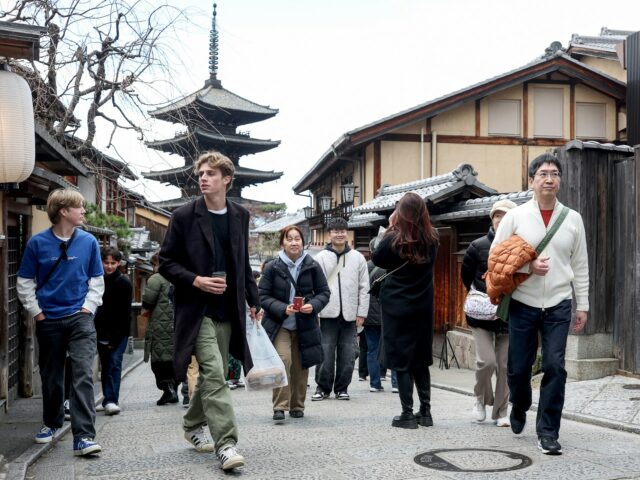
[259,254,331,369]
[94,269,132,347]
[365,260,384,327]
[461,227,507,333]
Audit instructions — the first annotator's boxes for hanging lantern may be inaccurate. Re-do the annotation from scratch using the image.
[319,195,332,212]
[340,183,356,204]
[302,206,313,219]
[0,67,35,186]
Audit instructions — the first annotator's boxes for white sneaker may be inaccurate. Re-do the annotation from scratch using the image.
[184,425,215,452]
[472,401,486,422]
[496,416,510,427]
[104,403,121,416]
[217,445,245,470]
[391,387,399,393]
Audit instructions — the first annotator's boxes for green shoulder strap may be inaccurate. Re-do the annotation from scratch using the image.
[496,206,570,321]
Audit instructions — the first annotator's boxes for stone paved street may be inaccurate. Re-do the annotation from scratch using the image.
[26,363,640,480]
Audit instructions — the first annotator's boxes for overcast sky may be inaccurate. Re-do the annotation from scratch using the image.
[104,0,639,211]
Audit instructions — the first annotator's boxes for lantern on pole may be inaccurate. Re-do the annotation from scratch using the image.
[302,206,313,219]
[340,183,356,204]
[319,195,332,212]
[0,65,35,188]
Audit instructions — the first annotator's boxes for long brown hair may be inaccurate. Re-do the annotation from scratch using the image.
[387,192,438,264]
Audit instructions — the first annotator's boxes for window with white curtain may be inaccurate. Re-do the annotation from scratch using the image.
[488,99,521,136]
[534,88,563,138]
[576,102,606,139]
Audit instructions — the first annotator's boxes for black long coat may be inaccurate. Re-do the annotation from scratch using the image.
[159,197,260,382]
[258,255,330,369]
[372,233,438,370]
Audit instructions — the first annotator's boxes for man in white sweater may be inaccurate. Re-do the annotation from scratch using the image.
[312,217,369,401]
[492,153,589,456]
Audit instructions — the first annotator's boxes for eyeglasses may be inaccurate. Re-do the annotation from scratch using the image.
[535,171,561,180]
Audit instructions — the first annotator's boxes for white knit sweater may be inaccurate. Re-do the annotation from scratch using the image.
[492,198,589,311]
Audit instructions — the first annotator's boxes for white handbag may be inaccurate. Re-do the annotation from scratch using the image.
[463,284,497,321]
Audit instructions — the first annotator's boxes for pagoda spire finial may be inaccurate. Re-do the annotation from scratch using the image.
[206,2,222,88]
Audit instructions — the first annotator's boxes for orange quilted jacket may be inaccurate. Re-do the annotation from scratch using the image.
[483,235,537,305]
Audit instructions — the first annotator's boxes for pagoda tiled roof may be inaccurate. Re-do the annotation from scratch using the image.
[146,127,280,157]
[149,85,278,126]
[142,164,282,184]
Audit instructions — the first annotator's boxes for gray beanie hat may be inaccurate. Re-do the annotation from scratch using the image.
[490,199,517,219]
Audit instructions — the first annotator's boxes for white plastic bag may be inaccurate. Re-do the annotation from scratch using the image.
[244,313,288,391]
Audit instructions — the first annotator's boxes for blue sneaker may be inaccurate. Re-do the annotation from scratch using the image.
[34,426,58,444]
[73,437,102,456]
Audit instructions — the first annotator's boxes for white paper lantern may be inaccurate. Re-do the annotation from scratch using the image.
[0,68,35,184]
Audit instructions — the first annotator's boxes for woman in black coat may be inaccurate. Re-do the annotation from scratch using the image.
[259,226,330,422]
[372,192,439,429]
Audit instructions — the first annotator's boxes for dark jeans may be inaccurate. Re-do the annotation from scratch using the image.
[358,330,368,379]
[508,299,572,439]
[364,325,382,389]
[36,312,97,440]
[98,336,128,406]
[151,360,177,391]
[316,316,356,394]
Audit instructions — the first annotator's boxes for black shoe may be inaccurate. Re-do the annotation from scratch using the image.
[157,385,179,405]
[273,410,285,423]
[538,436,562,455]
[510,408,526,434]
[335,391,350,400]
[311,387,329,401]
[415,411,433,427]
[182,394,189,408]
[289,410,304,418]
[392,412,418,429]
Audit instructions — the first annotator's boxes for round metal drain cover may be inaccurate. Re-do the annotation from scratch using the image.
[622,384,640,390]
[414,448,533,473]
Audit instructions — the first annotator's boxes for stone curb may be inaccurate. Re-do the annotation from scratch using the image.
[432,381,640,436]
[4,356,144,480]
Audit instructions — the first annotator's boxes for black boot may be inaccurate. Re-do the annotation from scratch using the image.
[415,368,433,427]
[157,383,179,405]
[393,371,418,428]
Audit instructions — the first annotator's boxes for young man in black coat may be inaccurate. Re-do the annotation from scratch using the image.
[159,152,262,472]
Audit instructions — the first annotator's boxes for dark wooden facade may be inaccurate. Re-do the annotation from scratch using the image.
[556,142,638,372]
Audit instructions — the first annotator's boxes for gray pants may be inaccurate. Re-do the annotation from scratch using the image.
[471,327,509,420]
[36,312,97,439]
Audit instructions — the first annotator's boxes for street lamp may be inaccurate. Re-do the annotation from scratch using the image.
[302,206,313,219]
[319,195,332,212]
[0,64,35,188]
[340,183,356,204]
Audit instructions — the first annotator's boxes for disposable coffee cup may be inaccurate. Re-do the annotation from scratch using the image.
[211,271,226,279]
[292,296,304,310]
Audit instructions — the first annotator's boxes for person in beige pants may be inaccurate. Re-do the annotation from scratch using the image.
[461,199,517,426]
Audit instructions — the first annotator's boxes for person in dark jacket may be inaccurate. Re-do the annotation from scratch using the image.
[142,253,178,406]
[461,199,517,427]
[372,192,439,429]
[365,237,387,393]
[259,226,330,423]
[94,247,132,416]
[159,151,261,471]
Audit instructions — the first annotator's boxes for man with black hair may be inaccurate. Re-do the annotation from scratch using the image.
[492,153,589,456]
[312,217,369,401]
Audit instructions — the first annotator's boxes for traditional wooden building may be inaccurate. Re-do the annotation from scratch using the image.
[294,31,629,244]
[142,4,282,207]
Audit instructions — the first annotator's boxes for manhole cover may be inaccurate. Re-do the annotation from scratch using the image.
[622,385,640,390]
[414,448,533,473]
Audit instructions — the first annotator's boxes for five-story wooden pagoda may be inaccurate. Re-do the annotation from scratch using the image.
[143,3,282,208]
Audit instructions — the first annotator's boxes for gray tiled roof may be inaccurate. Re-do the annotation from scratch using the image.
[147,127,280,150]
[128,227,159,253]
[252,212,307,234]
[150,85,277,118]
[569,28,636,59]
[143,164,282,182]
[566,140,635,153]
[431,191,533,223]
[347,164,497,228]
